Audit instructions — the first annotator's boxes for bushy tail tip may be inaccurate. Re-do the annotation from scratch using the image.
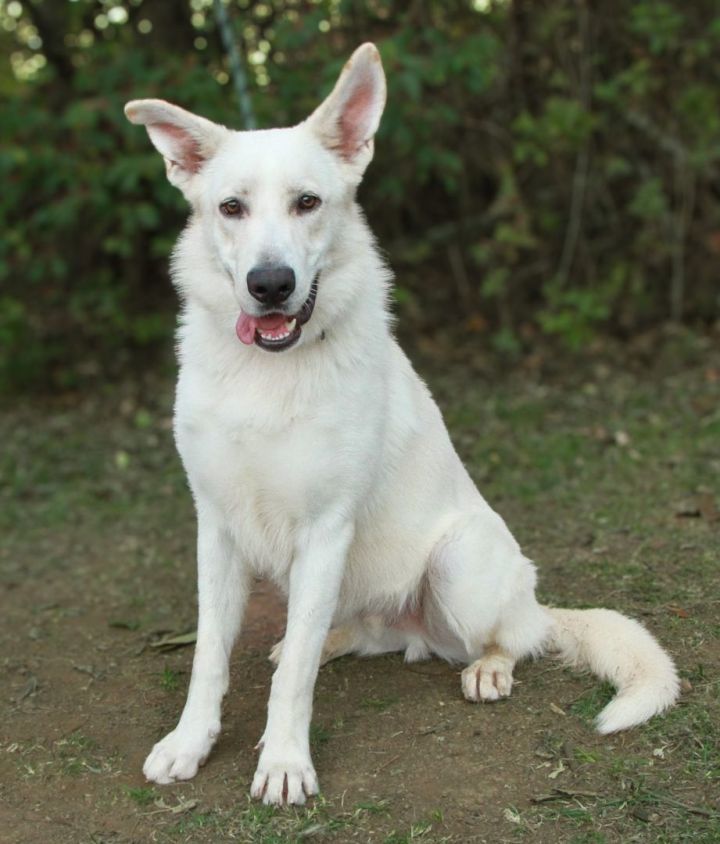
[544,607,680,733]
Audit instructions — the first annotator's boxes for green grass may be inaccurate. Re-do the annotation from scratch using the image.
[309,723,332,748]
[54,734,109,778]
[125,786,158,806]
[168,797,421,843]
[384,821,434,843]
[569,682,616,727]
[159,667,181,692]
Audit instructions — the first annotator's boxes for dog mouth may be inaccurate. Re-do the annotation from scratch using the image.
[235,275,318,353]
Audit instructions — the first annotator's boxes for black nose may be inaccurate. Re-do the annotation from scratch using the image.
[247,265,296,306]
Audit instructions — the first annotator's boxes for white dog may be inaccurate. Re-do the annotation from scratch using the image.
[125,43,679,806]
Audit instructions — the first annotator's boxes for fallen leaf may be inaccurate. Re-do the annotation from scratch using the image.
[675,494,719,521]
[548,760,566,779]
[170,798,198,815]
[532,788,600,804]
[697,493,719,523]
[675,502,701,519]
[147,797,198,815]
[299,823,328,838]
[16,676,38,702]
[614,430,630,447]
[73,664,104,680]
[149,630,197,651]
[503,807,522,824]
[631,806,655,823]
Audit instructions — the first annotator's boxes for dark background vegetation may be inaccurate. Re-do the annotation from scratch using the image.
[1,0,719,391]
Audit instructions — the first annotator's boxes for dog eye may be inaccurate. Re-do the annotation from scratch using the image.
[219,198,245,217]
[296,194,321,213]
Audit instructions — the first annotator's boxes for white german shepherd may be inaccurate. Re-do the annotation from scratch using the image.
[125,43,679,805]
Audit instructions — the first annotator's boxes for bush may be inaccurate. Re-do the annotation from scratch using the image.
[1,0,719,390]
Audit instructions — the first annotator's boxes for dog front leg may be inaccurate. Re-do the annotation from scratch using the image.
[251,517,352,805]
[144,508,249,783]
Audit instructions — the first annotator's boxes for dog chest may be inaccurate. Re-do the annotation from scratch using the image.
[173,372,380,543]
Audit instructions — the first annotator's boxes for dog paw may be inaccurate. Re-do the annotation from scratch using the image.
[250,748,318,805]
[143,724,219,784]
[461,653,514,703]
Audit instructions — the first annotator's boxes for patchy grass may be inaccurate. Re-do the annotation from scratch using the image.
[309,722,333,749]
[163,797,443,843]
[159,667,181,692]
[1,335,718,843]
[569,683,616,727]
[124,785,158,806]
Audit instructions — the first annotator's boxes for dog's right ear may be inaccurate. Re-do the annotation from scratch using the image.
[124,99,228,196]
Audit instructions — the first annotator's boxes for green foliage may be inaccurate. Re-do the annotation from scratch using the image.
[630,2,685,54]
[1,0,719,390]
[0,38,218,389]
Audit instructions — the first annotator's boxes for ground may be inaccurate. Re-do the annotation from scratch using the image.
[1,327,718,844]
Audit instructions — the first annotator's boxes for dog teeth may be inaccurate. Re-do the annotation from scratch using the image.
[260,330,291,340]
[258,319,297,342]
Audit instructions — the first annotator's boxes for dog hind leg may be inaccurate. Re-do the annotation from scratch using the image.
[269,615,414,666]
[424,510,552,702]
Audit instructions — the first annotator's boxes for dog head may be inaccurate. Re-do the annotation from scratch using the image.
[125,43,386,353]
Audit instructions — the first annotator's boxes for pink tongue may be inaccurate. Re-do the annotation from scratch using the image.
[235,313,257,345]
[235,312,288,345]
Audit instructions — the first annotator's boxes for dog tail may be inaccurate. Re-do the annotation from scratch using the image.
[543,607,680,734]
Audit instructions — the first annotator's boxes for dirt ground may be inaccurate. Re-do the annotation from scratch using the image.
[1,328,718,843]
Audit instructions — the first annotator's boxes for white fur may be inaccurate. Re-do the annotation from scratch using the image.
[126,43,680,805]
[546,608,680,734]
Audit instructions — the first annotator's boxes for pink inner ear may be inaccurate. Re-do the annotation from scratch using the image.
[338,84,375,160]
[155,122,204,173]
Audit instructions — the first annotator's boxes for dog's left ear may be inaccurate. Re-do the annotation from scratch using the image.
[305,43,386,179]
